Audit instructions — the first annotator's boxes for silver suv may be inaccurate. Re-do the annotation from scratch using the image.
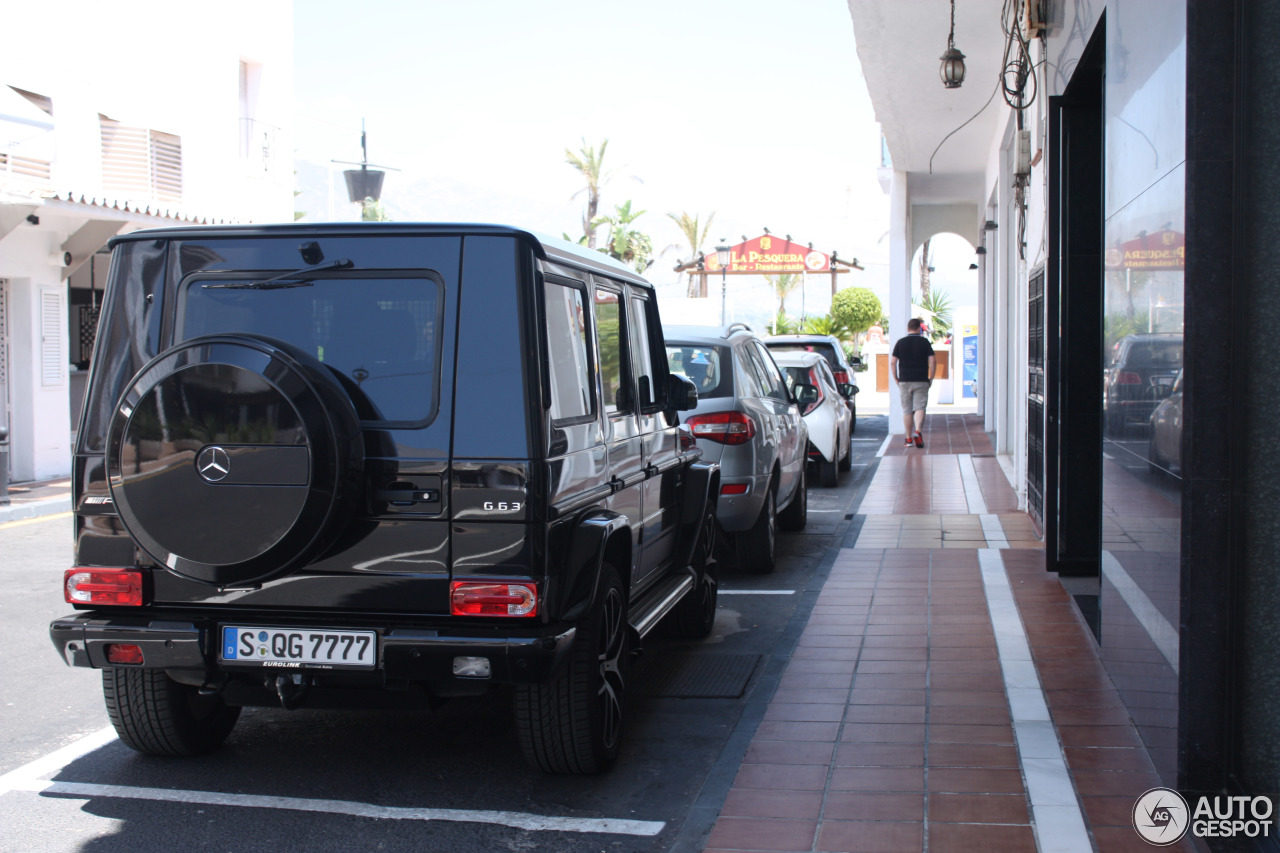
[664,324,808,573]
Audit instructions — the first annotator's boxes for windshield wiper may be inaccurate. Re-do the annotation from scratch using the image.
[203,258,354,290]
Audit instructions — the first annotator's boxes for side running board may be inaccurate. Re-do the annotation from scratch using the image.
[628,572,695,639]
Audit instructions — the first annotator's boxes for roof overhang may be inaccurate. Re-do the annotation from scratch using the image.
[849,0,1011,206]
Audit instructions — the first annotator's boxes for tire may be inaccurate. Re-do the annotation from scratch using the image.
[738,487,777,573]
[778,464,807,532]
[849,403,857,435]
[515,564,629,774]
[103,668,240,757]
[838,429,852,472]
[818,450,839,487]
[663,511,719,639]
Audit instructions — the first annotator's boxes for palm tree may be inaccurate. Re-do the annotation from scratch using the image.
[667,211,716,297]
[594,200,654,273]
[771,311,801,335]
[764,273,804,316]
[565,138,613,249]
[918,237,932,300]
[802,314,852,340]
[918,289,954,342]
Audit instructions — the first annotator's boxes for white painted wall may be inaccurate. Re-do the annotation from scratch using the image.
[2,232,69,481]
[1,0,294,222]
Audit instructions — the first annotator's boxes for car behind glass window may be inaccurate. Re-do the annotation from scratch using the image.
[179,273,441,423]
[667,344,732,399]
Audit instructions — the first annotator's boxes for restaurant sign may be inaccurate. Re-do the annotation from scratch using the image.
[704,234,831,274]
[1105,229,1184,271]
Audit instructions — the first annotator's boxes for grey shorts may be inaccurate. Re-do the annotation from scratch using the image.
[899,380,930,412]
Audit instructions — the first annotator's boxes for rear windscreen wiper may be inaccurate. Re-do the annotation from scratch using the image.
[203,258,354,290]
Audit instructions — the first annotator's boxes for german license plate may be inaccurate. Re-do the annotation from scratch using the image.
[220,626,377,669]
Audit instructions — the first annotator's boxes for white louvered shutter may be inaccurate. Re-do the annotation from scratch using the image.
[40,288,63,387]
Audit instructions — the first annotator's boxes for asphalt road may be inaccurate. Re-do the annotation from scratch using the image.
[0,417,888,853]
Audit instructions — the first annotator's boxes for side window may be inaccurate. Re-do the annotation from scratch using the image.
[751,343,791,403]
[594,286,630,414]
[628,294,662,411]
[544,279,593,422]
[735,344,764,398]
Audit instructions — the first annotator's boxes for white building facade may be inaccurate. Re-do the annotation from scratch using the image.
[0,1,294,482]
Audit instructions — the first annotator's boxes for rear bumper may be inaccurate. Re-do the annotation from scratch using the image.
[49,612,576,686]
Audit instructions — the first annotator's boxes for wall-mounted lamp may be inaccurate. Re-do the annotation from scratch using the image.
[969,263,979,270]
[940,0,967,89]
[975,246,988,255]
[983,220,998,231]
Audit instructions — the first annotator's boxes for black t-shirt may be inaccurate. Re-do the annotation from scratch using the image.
[892,334,935,382]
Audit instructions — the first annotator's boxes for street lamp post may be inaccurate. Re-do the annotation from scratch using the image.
[716,241,732,325]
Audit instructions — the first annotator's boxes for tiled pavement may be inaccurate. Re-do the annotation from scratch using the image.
[703,415,1200,853]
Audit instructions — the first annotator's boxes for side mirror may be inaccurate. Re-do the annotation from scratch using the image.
[848,356,863,368]
[793,383,820,413]
[668,373,698,411]
[838,383,858,399]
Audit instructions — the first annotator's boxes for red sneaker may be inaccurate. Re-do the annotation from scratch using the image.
[913,432,924,448]
[903,438,914,449]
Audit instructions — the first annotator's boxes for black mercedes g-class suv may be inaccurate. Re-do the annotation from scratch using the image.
[50,224,719,774]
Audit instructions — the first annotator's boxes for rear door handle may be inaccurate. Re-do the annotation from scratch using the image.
[377,488,439,506]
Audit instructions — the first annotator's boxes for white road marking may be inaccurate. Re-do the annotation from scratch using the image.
[980,513,1009,549]
[718,589,796,595]
[0,726,118,796]
[1101,550,1179,675]
[0,726,664,837]
[978,549,1092,853]
[10,779,665,836]
[956,454,988,514]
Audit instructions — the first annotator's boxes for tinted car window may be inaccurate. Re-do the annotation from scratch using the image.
[179,273,441,424]
[629,295,655,409]
[1125,341,1183,367]
[594,287,629,413]
[667,344,732,399]
[544,280,593,421]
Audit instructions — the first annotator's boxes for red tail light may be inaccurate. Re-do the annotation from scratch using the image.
[105,644,144,665]
[685,411,757,446]
[721,483,749,495]
[1116,371,1142,385]
[65,569,144,606]
[450,581,538,617]
[832,369,850,384]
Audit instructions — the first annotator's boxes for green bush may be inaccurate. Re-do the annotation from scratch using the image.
[831,287,882,335]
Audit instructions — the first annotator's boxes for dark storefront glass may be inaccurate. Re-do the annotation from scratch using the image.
[1100,0,1186,787]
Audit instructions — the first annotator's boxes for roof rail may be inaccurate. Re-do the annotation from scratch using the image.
[726,322,753,335]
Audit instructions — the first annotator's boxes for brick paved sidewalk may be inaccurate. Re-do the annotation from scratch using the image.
[702,415,1200,853]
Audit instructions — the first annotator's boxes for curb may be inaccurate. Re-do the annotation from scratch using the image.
[0,496,72,525]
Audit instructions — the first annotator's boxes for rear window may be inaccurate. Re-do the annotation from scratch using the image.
[766,342,840,371]
[178,272,443,424]
[666,343,732,399]
[1122,340,1183,368]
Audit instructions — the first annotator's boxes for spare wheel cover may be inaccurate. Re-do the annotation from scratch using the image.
[106,334,362,586]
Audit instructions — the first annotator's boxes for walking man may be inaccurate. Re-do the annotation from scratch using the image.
[890,318,936,449]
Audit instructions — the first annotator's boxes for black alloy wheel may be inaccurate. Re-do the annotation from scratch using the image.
[515,565,629,773]
[664,509,720,638]
[739,487,777,573]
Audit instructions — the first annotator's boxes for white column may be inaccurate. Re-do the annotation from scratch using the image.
[887,170,910,435]
[7,274,71,482]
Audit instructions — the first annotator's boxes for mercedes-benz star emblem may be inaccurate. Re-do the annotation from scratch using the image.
[196,446,231,483]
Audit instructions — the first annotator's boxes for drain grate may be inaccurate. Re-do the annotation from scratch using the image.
[633,653,761,698]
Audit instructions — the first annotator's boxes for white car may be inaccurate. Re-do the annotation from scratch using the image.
[771,351,854,487]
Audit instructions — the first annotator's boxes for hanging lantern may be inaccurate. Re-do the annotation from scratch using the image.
[940,0,967,89]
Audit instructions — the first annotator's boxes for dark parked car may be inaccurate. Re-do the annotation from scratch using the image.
[50,223,719,775]
[1104,333,1183,435]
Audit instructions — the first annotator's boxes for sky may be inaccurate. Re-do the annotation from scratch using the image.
[292,0,979,331]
